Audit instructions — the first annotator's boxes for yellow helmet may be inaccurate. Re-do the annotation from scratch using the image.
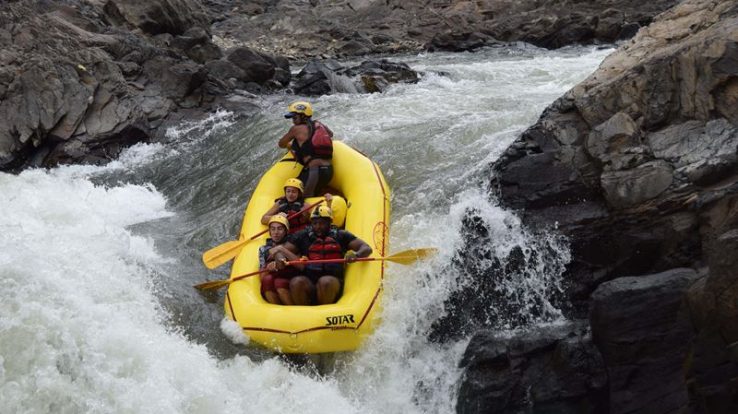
[268,215,290,231]
[284,101,313,118]
[311,205,333,220]
[283,178,304,194]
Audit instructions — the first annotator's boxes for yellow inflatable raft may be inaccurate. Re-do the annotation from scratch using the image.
[225,141,391,353]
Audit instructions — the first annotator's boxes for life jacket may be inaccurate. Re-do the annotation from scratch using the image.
[260,239,297,279]
[306,228,344,277]
[276,197,308,233]
[291,120,333,165]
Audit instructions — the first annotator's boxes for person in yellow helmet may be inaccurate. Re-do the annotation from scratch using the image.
[278,101,335,197]
[283,205,372,305]
[258,215,304,305]
[261,178,333,234]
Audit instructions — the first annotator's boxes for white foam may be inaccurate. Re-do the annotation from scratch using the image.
[0,45,609,413]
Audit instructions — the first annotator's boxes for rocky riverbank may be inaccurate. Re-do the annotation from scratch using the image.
[455,0,738,412]
[1,0,676,172]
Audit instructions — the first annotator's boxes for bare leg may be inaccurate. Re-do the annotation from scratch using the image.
[277,288,293,305]
[316,275,341,304]
[303,166,320,197]
[264,291,281,304]
[290,276,315,305]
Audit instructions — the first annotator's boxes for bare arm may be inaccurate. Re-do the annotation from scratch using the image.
[260,202,281,225]
[281,241,305,271]
[278,126,298,148]
[346,238,372,261]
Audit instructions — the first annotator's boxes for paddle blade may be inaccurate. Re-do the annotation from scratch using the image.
[202,239,248,269]
[193,278,231,291]
[385,248,438,265]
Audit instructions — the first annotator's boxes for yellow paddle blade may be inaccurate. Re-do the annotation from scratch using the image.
[384,248,439,265]
[193,278,232,291]
[202,239,249,269]
[194,269,264,291]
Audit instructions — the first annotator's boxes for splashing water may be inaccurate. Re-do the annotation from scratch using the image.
[0,45,612,413]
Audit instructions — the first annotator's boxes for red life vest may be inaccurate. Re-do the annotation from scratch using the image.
[309,120,333,159]
[290,120,333,165]
[276,197,308,233]
[306,229,344,276]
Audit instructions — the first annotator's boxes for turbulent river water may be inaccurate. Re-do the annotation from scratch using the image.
[1,45,611,413]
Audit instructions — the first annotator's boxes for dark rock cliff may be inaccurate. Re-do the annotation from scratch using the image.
[457,0,738,412]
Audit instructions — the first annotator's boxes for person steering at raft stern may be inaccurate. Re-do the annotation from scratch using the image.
[261,178,309,234]
[258,215,304,305]
[277,101,334,197]
[284,205,372,306]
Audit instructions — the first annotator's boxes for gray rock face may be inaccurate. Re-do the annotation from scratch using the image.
[0,0,272,171]
[457,321,607,414]
[600,160,673,208]
[481,0,738,412]
[103,0,210,36]
[210,0,677,59]
[590,268,700,414]
[647,118,738,185]
[292,58,419,96]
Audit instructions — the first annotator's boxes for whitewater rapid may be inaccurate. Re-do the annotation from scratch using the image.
[0,45,611,413]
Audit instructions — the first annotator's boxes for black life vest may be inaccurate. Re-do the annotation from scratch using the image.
[290,120,333,165]
[276,197,308,233]
[306,228,344,277]
[260,239,296,279]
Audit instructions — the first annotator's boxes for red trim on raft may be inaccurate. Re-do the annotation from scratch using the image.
[241,285,382,335]
[226,291,237,322]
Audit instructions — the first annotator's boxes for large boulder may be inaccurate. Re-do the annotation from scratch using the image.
[226,46,290,87]
[457,321,607,414]
[590,269,700,413]
[103,0,210,36]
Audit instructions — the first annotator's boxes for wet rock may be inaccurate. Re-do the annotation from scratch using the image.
[647,118,738,186]
[291,58,418,95]
[0,0,264,171]
[171,27,222,63]
[491,0,738,295]
[337,39,373,56]
[103,0,210,36]
[600,160,674,209]
[687,213,738,411]
[457,320,607,414]
[293,59,350,96]
[226,47,277,85]
[210,0,676,60]
[585,111,642,166]
[489,2,738,411]
[590,268,700,414]
[426,31,496,52]
[343,59,419,93]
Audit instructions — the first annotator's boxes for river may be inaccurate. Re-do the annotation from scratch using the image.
[0,44,611,413]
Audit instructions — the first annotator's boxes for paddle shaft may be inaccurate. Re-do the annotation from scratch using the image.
[197,248,437,291]
[285,257,373,266]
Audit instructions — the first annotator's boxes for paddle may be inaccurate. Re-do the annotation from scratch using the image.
[193,268,267,291]
[193,248,438,292]
[202,199,324,269]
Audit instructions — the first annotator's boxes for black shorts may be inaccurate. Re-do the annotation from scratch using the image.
[298,165,333,197]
